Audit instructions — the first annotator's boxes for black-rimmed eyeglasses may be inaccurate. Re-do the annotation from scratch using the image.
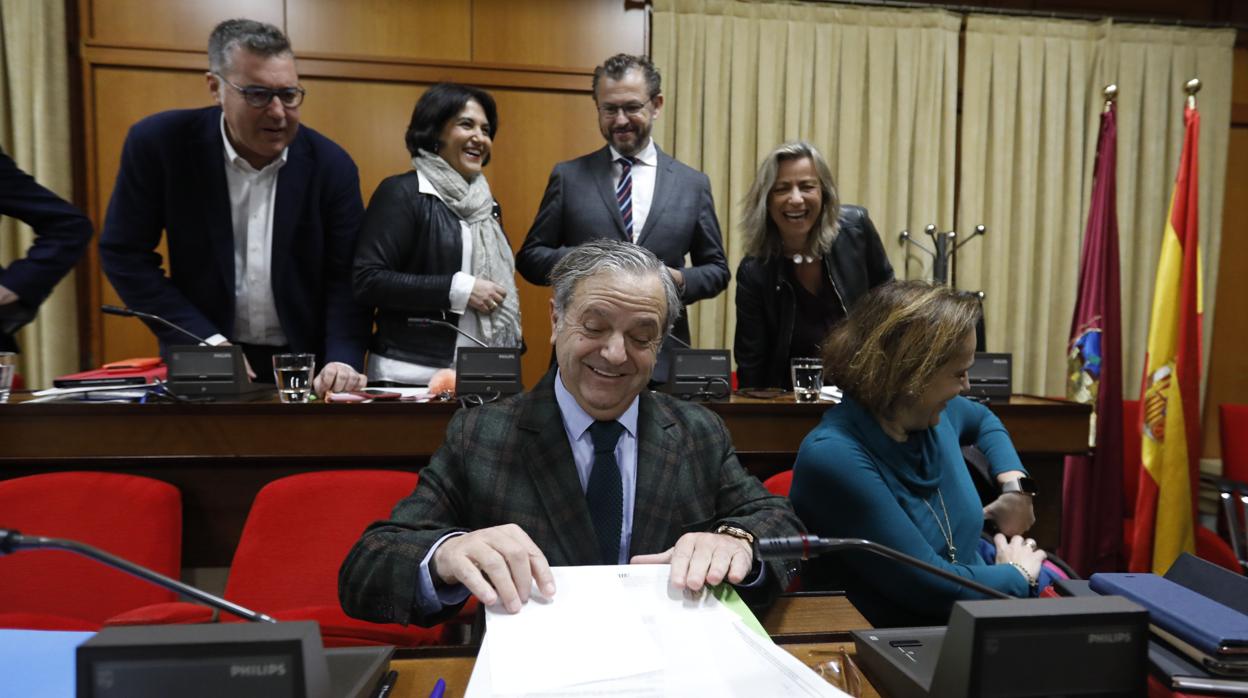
[215,73,306,109]
[597,100,650,119]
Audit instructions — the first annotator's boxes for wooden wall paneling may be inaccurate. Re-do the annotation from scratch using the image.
[286,0,471,62]
[296,78,425,200]
[1201,46,1248,459]
[85,0,283,50]
[472,0,647,70]
[81,47,592,92]
[91,66,214,363]
[1201,128,1248,458]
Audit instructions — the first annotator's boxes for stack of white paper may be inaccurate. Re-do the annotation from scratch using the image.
[465,565,848,697]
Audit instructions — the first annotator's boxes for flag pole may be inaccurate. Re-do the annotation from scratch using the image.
[1103,83,1117,113]
[1185,78,1201,109]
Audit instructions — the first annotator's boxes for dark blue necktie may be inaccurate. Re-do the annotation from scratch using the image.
[586,419,625,565]
[615,157,635,241]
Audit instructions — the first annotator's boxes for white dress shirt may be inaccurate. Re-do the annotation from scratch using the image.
[610,139,657,242]
[216,115,287,347]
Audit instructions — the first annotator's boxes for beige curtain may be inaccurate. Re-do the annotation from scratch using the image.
[957,16,1233,398]
[1103,24,1233,402]
[0,0,80,386]
[652,0,962,350]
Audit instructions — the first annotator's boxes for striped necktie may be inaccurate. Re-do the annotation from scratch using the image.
[586,419,625,565]
[615,156,635,241]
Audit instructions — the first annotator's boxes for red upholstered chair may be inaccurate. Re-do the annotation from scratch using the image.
[112,470,444,647]
[1220,404,1248,483]
[1215,403,1248,569]
[1194,526,1240,573]
[763,470,794,497]
[0,472,181,630]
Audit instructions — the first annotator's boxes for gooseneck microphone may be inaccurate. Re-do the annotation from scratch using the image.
[407,317,488,348]
[665,333,693,349]
[0,529,276,623]
[101,304,210,346]
[755,534,1012,601]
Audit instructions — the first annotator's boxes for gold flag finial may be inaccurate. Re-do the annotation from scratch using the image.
[1103,84,1117,113]
[1184,78,1201,109]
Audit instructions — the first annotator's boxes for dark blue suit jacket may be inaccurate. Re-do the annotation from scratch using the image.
[99,107,370,369]
[0,148,93,350]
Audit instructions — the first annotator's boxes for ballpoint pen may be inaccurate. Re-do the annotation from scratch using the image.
[429,677,447,698]
[371,670,399,698]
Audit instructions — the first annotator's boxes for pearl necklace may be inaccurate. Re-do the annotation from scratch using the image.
[789,253,817,265]
[922,489,957,563]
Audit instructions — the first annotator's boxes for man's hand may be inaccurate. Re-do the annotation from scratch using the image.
[468,279,507,314]
[313,361,366,397]
[432,524,556,613]
[630,532,753,592]
[0,284,18,306]
[984,492,1035,537]
[666,267,685,293]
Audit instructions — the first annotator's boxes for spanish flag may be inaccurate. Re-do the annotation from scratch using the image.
[1129,98,1203,574]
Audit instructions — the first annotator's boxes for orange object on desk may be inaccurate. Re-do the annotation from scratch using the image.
[54,358,167,387]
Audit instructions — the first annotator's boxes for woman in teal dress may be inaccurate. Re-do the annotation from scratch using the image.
[790,281,1049,627]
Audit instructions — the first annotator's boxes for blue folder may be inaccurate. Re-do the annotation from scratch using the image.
[1090,572,1248,657]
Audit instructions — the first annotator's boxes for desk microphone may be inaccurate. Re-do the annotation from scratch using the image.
[101,304,210,346]
[666,333,693,349]
[0,528,276,623]
[407,317,488,348]
[755,534,1011,600]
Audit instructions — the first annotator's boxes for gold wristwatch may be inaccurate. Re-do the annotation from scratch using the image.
[713,524,755,545]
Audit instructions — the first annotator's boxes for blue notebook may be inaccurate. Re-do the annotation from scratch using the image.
[1090,573,1248,658]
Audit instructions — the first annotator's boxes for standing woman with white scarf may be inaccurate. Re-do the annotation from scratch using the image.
[354,83,522,385]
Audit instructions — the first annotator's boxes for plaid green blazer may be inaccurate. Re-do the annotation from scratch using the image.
[339,371,803,627]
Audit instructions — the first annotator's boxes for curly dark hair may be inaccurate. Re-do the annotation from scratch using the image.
[592,54,661,101]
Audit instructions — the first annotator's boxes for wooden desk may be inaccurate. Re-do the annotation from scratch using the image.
[0,393,1086,463]
[384,593,879,698]
[0,394,1087,566]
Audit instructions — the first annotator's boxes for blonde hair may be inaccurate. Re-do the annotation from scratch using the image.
[822,281,981,418]
[740,141,840,260]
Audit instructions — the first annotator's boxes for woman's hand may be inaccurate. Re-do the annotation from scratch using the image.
[983,492,1035,537]
[468,279,507,314]
[993,532,1046,585]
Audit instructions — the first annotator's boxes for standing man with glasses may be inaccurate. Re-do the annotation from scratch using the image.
[100,18,370,396]
[516,54,729,382]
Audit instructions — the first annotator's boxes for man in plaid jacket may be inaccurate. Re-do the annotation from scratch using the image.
[340,240,802,627]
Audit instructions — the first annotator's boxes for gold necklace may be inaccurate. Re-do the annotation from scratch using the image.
[922,489,957,563]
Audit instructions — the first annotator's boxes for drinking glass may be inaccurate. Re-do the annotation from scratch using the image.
[790,357,824,403]
[272,353,315,403]
[0,352,15,403]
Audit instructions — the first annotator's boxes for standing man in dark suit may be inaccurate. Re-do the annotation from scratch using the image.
[340,240,800,627]
[99,19,369,395]
[516,54,729,381]
[0,148,93,352]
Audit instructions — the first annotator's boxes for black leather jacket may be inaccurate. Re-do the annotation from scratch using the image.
[733,205,894,389]
[353,171,500,367]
